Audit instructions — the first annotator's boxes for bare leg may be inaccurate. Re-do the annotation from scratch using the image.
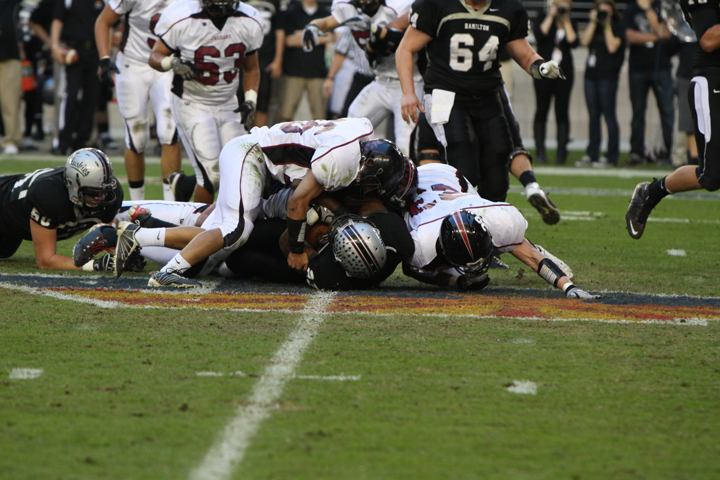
[162,226,207,250]
[664,165,702,193]
[125,148,145,184]
[193,184,215,204]
[510,154,532,180]
[255,111,269,128]
[160,142,181,180]
[174,228,224,265]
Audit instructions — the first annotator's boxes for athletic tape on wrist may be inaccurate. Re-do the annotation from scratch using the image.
[244,89,258,105]
[160,56,174,71]
[82,260,95,271]
[537,258,566,288]
[287,218,307,254]
[563,283,577,294]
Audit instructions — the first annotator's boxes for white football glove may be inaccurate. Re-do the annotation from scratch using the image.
[341,14,374,32]
[302,24,327,52]
[565,284,600,299]
[531,60,566,80]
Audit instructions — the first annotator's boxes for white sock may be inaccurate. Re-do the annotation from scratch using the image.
[129,186,145,201]
[161,253,192,274]
[134,227,166,247]
[163,182,175,201]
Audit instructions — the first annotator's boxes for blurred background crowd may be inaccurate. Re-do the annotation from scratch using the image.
[0,0,699,168]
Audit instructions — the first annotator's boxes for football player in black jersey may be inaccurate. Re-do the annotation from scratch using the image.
[0,148,123,270]
[626,0,720,239]
[396,0,563,203]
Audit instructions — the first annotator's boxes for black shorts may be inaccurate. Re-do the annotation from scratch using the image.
[690,69,720,191]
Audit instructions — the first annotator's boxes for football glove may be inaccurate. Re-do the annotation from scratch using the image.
[530,59,566,80]
[302,24,327,52]
[234,100,256,131]
[457,273,490,292]
[99,57,118,85]
[565,284,600,299]
[341,14,374,32]
[172,58,199,80]
[82,253,114,272]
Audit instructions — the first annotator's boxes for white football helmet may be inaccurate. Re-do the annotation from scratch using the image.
[64,148,118,210]
[331,214,387,279]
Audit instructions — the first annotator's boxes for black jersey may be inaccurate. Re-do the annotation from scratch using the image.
[680,0,720,71]
[0,167,123,241]
[410,0,529,96]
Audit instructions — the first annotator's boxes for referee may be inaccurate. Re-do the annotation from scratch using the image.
[50,0,104,156]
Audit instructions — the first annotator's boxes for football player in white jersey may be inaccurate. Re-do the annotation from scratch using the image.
[148,0,263,204]
[95,0,183,202]
[112,117,388,287]
[302,0,424,156]
[404,163,597,298]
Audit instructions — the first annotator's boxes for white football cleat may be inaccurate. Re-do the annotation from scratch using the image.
[525,182,560,225]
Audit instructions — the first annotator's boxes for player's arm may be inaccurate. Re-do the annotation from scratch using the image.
[693,9,720,52]
[242,51,260,96]
[402,262,457,287]
[510,239,596,298]
[309,15,340,34]
[504,38,542,75]
[149,37,198,79]
[286,172,325,272]
[397,26,432,124]
[30,220,80,270]
[95,5,121,59]
[323,51,347,98]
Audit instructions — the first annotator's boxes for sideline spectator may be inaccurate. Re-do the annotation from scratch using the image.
[0,0,23,155]
[673,40,699,167]
[623,0,675,165]
[532,0,579,165]
[276,0,331,122]
[578,0,625,167]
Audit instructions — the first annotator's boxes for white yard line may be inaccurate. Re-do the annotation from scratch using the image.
[506,380,537,395]
[188,291,335,480]
[8,368,43,379]
[667,249,687,257]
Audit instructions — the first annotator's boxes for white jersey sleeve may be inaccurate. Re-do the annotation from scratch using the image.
[406,164,527,268]
[330,0,359,24]
[111,0,178,64]
[156,0,263,105]
[254,117,374,190]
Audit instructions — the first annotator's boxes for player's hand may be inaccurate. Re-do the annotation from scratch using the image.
[302,24,327,52]
[83,253,114,272]
[457,273,490,292]
[99,57,118,86]
[234,100,256,131]
[322,78,334,98]
[288,251,309,272]
[565,284,600,299]
[172,58,199,80]
[531,59,566,80]
[401,91,424,124]
[342,14,373,32]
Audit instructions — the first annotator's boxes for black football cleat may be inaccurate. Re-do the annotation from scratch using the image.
[626,182,659,240]
[148,270,201,288]
[114,221,141,278]
[73,225,113,267]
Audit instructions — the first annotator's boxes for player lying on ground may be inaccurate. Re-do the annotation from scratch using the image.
[404,163,597,298]
[626,0,720,239]
[0,148,123,271]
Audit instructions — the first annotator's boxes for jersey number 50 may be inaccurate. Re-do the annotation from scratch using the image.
[449,34,499,72]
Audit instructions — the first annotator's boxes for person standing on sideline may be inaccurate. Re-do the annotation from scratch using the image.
[626,0,720,239]
[0,0,23,155]
[577,0,625,167]
[532,0,578,165]
[623,0,675,165]
[50,0,104,156]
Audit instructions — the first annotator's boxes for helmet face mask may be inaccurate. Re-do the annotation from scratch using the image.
[64,148,117,211]
[330,214,387,279]
[356,139,415,210]
[202,0,239,16]
[438,211,493,275]
[353,0,382,16]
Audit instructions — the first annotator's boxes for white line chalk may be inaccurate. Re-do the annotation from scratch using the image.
[667,249,687,257]
[188,291,335,480]
[9,368,43,379]
[506,380,537,395]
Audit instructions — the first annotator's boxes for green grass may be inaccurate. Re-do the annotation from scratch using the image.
[1,155,719,479]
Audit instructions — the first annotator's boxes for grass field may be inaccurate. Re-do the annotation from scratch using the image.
[1,154,719,479]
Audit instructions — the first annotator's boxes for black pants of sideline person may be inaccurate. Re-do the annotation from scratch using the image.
[57,47,100,154]
[533,73,574,164]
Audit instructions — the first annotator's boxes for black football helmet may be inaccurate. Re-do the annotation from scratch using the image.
[351,0,384,16]
[202,0,239,16]
[382,156,418,211]
[438,211,493,275]
[64,148,118,211]
[356,138,407,201]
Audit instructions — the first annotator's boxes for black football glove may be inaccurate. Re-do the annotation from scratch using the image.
[172,58,199,80]
[234,100,256,131]
[99,57,118,85]
[457,273,490,292]
[85,253,115,272]
[124,250,147,273]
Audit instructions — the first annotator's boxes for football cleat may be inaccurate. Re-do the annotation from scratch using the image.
[114,221,140,278]
[525,183,560,225]
[128,205,152,226]
[73,224,113,267]
[626,182,658,240]
[168,172,193,202]
[535,244,574,280]
[148,270,201,288]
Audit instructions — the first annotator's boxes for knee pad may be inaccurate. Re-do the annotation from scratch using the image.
[124,120,149,154]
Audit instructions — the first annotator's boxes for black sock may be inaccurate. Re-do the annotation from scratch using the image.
[128,179,145,189]
[519,171,537,188]
[648,177,671,202]
[98,122,109,135]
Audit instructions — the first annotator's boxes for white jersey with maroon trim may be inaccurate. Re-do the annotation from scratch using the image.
[252,117,374,191]
[110,0,178,64]
[155,0,263,105]
[405,164,527,269]
[331,0,417,79]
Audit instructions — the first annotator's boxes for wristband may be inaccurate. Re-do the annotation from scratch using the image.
[100,55,111,61]
[563,283,576,293]
[160,56,175,71]
[287,217,307,254]
[244,89,258,105]
[509,149,533,163]
[82,259,95,271]
[529,59,544,80]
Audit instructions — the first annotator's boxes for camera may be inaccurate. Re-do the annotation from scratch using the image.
[597,10,609,22]
[557,5,568,14]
